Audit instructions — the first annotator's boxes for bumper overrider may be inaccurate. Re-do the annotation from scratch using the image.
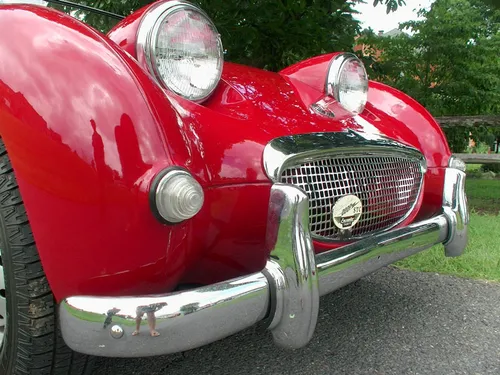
[59,166,468,357]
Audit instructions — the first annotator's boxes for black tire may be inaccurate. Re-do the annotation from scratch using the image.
[0,138,94,375]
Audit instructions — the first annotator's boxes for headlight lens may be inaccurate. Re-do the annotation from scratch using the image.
[326,53,368,114]
[137,1,223,102]
[152,169,204,223]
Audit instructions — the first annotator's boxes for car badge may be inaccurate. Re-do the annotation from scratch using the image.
[331,195,362,230]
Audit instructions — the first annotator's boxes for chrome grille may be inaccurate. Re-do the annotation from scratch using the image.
[279,154,423,240]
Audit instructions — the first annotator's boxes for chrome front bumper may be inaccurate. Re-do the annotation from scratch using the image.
[59,168,468,357]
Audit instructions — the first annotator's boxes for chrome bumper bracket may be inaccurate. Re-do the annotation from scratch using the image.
[264,185,319,349]
[442,168,469,257]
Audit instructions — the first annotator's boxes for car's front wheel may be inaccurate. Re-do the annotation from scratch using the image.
[0,137,94,374]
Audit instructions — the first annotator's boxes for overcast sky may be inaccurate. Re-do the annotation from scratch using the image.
[353,0,435,33]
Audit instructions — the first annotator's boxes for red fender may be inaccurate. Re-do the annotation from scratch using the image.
[0,5,199,300]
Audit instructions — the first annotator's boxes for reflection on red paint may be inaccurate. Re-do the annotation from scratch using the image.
[0,4,452,300]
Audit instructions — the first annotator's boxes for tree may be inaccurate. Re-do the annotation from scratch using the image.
[196,0,361,71]
[49,0,405,71]
[358,0,500,151]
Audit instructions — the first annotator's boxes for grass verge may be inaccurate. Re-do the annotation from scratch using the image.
[395,177,500,282]
[465,178,500,215]
[64,305,140,326]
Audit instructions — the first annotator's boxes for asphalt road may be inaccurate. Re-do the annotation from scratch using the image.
[93,267,500,375]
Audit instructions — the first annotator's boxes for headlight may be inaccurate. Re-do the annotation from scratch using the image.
[151,169,204,223]
[326,53,368,114]
[137,0,223,102]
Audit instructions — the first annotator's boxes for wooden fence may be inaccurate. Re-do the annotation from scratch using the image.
[436,115,500,128]
[436,115,500,164]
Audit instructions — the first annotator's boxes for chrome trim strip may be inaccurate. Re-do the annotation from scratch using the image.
[263,130,427,183]
[59,167,467,357]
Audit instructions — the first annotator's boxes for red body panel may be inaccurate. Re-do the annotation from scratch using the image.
[107,5,148,57]
[0,5,190,299]
[0,4,451,300]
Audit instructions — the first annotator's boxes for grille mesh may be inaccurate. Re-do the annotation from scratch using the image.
[279,154,423,240]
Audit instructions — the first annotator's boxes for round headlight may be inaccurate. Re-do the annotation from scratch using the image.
[137,1,223,102]
[151,169,204,223]
[326,53,368,114]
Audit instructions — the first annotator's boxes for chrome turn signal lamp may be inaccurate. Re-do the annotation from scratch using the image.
[448,156,466,172]
[151,169,204,223]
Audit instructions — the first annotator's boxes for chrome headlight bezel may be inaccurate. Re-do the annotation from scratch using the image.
[136,0,224,103]
[325,53,369,114]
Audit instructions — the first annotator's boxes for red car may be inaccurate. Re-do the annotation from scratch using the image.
[0,0,468,374]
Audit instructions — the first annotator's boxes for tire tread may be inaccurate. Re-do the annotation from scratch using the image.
[0,139,93,375]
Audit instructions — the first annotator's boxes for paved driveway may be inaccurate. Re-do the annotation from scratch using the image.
[94,267,500,375]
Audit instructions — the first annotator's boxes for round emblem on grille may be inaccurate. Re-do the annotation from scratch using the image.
[332,195,363,230]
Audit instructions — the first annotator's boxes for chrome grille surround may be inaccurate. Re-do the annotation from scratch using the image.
[263,131,426,242]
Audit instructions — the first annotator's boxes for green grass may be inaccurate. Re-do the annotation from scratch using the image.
[395,177,500,282]
[64,305,141,327]
[466,164,482,172]
[396,213,500,281]
[465,178,500,215]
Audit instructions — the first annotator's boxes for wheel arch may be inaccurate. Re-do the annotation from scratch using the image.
[0,5,192,301]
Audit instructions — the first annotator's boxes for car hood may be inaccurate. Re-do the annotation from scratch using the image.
[161,61,450,187]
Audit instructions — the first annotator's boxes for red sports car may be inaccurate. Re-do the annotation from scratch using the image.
[0,0,468,374]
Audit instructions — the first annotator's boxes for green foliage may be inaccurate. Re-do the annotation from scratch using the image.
[47,0,154,32]
[481,163,500,173]
[373,0,406,13]
[470,141,494,155]
[442,125,497,153]
[49,0,403,71]
[358,0,500,152]
[196,0,361,71]
[440,126,469,153]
